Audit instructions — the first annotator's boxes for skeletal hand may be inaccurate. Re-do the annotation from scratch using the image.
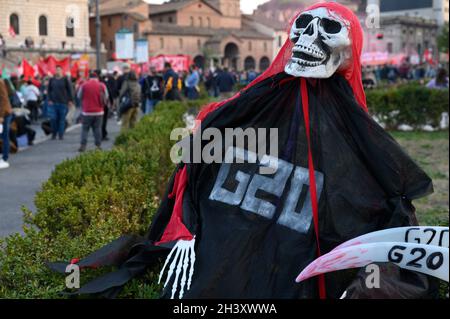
[158,237,196,299]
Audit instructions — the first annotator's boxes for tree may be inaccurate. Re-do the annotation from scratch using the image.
[437,23,449,53]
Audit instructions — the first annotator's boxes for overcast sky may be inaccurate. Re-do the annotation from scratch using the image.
[144,0,271,14]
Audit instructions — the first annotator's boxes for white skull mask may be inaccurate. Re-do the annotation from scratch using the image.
[285,7,351,79]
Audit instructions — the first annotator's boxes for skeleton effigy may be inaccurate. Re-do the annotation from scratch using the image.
[48,2,448,299]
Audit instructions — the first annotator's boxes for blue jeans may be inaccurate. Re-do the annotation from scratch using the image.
[49,103,68,138]
[145,99,159,115]
[1,114,12,161]
[186,87,199,100]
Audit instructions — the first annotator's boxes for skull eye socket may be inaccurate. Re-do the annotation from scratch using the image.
[296,14,314,29]
[321,18,342,34]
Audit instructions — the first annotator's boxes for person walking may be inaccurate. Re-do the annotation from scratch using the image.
[0,78,13,169]
[216,67,236,100]
[40,76,50,118]
[119,71,141,131]
[185,65,200,100]
[77,70,108,152]
[100,72,114,141]
[48,65,74,140]
[23,79,41,123]
[163,62,182,101]
[141,66,163,114]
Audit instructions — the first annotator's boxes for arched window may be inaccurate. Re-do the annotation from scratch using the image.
[190,16,194,26]
[207,17,211,28]
[10,13,20,35]
[39,15,48,36]
[199,17,203,27]
[66,16,75,37]
[259,56,270,71]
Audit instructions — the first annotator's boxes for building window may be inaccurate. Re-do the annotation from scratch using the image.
[248,41,252,51]
[109,40,113,50]
[160,38,164,49]
[278,35,282,47]
[190,16,194,26]
[39,15,48,36]
[207,17,211,28]
[264,42,268,52]
[199,17,203,27]
[197,39,201,49]
[10,13,20,35]
[108,17,112,27]
[179,38,183,49]
[168,16,173,23]
[66,16,75,37]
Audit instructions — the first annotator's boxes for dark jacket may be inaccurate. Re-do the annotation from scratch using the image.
[48,77,73,105]
[216,71,236,93]
[141,75,164,100]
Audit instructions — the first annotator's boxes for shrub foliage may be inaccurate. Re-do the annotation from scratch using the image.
[0,84,447,298]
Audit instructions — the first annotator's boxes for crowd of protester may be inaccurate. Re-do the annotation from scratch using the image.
[0,60,245,170]
[362,61,449,89]
[2,56,446,171]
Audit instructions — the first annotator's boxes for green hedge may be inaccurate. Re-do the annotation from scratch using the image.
[0,85,448,298]
[0,99,211,298]
[366,85,449,130]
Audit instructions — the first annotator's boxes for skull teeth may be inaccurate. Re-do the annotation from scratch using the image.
[293,45,325,60]
[293,59,322,67]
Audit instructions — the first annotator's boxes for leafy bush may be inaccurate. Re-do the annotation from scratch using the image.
[0,99,210,298]
[367,84,449,130]
[0,88,448,298]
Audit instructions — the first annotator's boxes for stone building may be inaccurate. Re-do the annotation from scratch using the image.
[364,1,441,61]
[89,0,151,61]
[92,0,274,71]
[379,0,449,26]
[0,0,94,64]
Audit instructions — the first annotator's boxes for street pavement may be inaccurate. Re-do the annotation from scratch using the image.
[0,119,121,238]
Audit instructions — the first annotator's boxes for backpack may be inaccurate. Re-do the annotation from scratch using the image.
[9,91,22,108]
[128,81,141,107]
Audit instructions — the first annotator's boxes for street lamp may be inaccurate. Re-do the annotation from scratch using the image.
[95,0,101,69]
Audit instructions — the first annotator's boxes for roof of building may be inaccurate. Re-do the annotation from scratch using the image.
[149,0,221,16]
[381,15,439,27]
[380,0,433,12]
[92,0,146,17]
[244,14,289,32]
[146,22,273,40]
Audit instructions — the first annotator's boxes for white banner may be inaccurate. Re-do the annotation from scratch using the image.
[135,40,149,64]
[115,31,134,60]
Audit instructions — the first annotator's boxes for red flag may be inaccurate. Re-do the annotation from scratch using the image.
[70,61,79,78]
[22,59,35,80]
[57,57,71,74]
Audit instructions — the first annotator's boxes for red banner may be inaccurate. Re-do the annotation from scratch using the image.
[148,55,192,73]
[37,56,71,76]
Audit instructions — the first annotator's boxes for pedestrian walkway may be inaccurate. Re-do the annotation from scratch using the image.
[0,119,120,238]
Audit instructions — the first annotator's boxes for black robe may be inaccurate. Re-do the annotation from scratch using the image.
[48,72,436,299]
